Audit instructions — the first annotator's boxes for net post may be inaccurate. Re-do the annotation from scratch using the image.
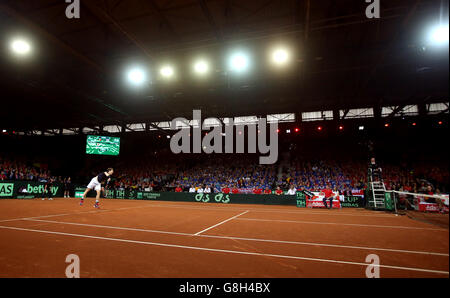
[391,191,398,215]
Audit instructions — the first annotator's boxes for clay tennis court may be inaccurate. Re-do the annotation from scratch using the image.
[0,198,448,278]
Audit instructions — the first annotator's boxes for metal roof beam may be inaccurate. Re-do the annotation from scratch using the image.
[198,0,222,40]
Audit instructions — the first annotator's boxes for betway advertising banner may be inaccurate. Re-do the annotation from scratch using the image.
[0,180,62,199]
[305,191,344,208]
[416,194,449,213]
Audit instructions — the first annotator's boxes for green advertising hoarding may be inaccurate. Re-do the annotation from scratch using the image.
[0,181,63,199]
[2,181,365,209]
[0,183,14,197]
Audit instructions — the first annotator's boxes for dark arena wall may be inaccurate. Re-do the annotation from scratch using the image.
[1,116,448,192]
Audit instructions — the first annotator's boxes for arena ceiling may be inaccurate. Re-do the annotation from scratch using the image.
[0,0,448,130]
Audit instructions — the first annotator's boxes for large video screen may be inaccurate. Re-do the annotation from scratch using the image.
[86,135,120,156]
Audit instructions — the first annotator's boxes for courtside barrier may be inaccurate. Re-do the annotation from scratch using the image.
[1,181,365,207]
[104,189,303,206]
[0,180,63,198]
[80,187,365,208]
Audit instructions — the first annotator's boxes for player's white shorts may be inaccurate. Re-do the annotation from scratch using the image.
[87,177,102,191]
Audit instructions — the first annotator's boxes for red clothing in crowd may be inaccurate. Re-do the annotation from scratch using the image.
[222,187,230,194]
[231,188,239,194]
[175,187,183,192]
[275,189,283,195]
[264,189,272,194]
[253,188,262,195]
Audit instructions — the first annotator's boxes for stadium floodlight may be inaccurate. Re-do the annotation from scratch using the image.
[10,38,31,56]
[429,24,449,45]
[193,60,209,75]
[229,52,250,73]
[126,67,147,86]
[271,48,290,66]
[160,65,174,78]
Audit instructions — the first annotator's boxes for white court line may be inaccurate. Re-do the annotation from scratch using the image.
[144,202,396,218]
[0,201,431,233]
[0,201,438,234]
[0,224,447,276]
[0,205,153,223]
[235,218,448,231]
[194,211,249,235]
[22,218,449,256]
[0,199,395,224]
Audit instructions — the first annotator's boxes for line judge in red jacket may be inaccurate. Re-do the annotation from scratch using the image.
[275,186,283,196]
[222,185,231,194]
[175,185,183,192]
[253,187,262,195]
[321,187,337,209]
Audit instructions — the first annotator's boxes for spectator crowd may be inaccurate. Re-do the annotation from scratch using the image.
[2,151,448,196]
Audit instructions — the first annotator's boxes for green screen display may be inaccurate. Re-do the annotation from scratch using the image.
[86,135,120,156]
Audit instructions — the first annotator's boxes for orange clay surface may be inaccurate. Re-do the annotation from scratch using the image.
[0,198,448,278]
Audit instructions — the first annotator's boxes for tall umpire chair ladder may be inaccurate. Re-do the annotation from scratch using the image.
[367,168,386,209]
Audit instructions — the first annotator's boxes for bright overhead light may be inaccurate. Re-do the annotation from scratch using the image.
[428,24,449,45]
[271,48,290,65]
[160,66,174,78]
[126,68,147,86]
[193,60,209,75]
[229,52,250,73]
[10,38,31,56]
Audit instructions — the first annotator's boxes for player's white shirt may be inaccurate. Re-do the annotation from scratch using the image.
[204,187,211,193]
[287,188,297,195]
[197,188,204,193]
[189,187,196,193]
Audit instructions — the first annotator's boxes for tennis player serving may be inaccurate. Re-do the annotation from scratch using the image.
[80,168,114,208]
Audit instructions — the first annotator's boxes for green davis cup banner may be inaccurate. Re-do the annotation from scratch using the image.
[102,190,300,206]
[0,183,14,198]
[94,190,361,208]
[0,181,62,198]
